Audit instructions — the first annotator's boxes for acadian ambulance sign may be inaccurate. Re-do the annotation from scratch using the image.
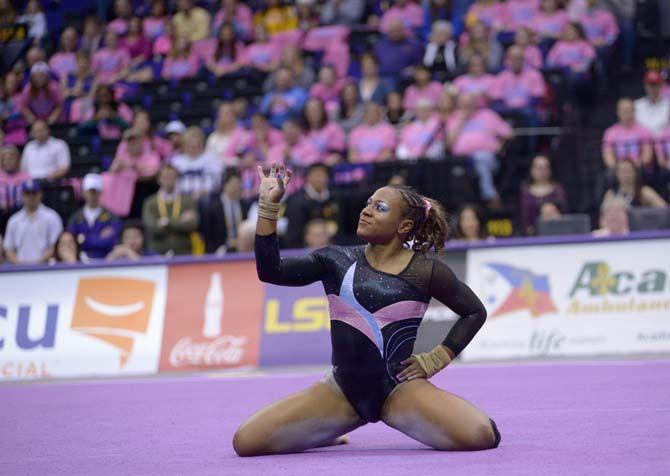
[461,239,670,361]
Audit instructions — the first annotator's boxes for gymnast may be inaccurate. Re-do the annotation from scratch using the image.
[233,165,500,456]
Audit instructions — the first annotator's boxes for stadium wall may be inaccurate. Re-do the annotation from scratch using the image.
[1,231,669,381]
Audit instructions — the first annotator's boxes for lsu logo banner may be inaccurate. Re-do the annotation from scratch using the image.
[463,238,670,361]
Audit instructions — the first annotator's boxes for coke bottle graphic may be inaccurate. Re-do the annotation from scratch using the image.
[203,272,224,338]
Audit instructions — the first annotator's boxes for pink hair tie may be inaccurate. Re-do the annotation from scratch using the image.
[423,199,432,220]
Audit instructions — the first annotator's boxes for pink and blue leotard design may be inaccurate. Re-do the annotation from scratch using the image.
[255,233,487,422]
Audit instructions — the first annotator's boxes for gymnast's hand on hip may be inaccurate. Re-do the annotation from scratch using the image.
[396,344,453,381]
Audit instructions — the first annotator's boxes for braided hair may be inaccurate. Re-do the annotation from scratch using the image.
[388,184,449,253]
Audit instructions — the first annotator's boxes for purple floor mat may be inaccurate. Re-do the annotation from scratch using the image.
[2,361,669,476]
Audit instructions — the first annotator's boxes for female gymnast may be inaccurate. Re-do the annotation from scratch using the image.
[233,165,500,456]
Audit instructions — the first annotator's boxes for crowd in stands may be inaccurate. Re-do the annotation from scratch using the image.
[0,0,668,265]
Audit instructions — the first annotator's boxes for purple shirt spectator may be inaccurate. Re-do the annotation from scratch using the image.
[91,46,131,84]
[374,20,423,77]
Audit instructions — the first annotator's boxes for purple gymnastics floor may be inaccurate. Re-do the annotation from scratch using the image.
[2,360,669,476]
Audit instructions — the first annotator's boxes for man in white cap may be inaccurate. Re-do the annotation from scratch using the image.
[66,173,121,259]
[3,180,63,264]
[164,120,186,157]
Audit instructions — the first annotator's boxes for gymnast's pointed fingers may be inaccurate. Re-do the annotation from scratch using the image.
[283,168,293,186]
[257,165,266,180]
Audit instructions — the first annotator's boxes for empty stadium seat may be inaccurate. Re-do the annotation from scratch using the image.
[536,214,592,236]
[628,207,670,231]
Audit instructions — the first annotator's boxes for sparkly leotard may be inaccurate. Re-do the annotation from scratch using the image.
[255,234,487,423]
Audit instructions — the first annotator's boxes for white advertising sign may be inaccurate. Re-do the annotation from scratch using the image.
[462,239,670,361]
[0,266,167,380]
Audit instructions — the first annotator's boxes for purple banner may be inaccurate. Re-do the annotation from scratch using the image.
[258,282,332,367]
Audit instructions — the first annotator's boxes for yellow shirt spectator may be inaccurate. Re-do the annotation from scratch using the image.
[173,6,211,42]
[254,5,298,35]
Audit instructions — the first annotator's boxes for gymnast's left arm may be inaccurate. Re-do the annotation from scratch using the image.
[398,259,487,381]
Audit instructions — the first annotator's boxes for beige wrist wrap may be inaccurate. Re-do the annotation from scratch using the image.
[258,198,280,221]
[413,345,452,378]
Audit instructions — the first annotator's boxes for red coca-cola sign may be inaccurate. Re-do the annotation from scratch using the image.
[159,262,264,371]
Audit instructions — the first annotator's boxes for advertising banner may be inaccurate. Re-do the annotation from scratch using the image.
[0,266,167,380]
[462,239,670,361]
[259,281,331,366]
[159,261,264,372]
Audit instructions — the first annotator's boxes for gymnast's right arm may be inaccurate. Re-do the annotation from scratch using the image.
[254,165,326,286]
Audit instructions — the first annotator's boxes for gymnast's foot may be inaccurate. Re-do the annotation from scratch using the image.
[317,435,350,448]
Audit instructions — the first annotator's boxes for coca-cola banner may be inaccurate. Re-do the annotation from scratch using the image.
[159,261,264,372]
[259,282,332,366]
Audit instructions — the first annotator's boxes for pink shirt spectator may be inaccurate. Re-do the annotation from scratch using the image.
[522,44,543,69]
[602,123,655,165]
[69,98,133,124]
[349,122,397,163]
[654,126,670,167]
[91,47,131,84]
[322,43,350,79]
[453,74,496,101]
[241,42,280,69]
[267,138,320,167]
[490,68,546,108]
[397,114,444,159]
[20,82,63,120]
[108,19,129,36]
[49,52,77,80]
[447,108,512,156]
[153,34,172,56]
[579,9,619,46]
[121,35,152,62]
[212,3,254,40]
[226,127,284,158]
[197,38,245,66]
[115,136,173,163]
[380,2,425,34]
[113,145,161,178]
[306,122,346,160]
[529,10,569,38]
[162,55,200,80]
[467,2,504,30]
[403,81,443,111]
[502,0,539,30]
[546,40,596,72]
[143,17,167,40]
[310,79,348,110]
[303,26,350,77]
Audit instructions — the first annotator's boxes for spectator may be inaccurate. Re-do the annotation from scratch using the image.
[91,30,131,85]
[106,220,156,260]
[309,65,348,115]
[546,22,596,74]
[453,203,488,242]
[519,155,568,235]
[655,124,670,171]
[380,0,425,35]
[263,45,315,92]
[67,173,121,259]
[164,120,186,155]
[303,218,334,249]
[80,16,104,55]
[603,159,667,208]
[537,200,563,222]
[51,230,81,264]
[296,0,320,30]
[357,53,392,105]
[228,113,283,165]
[204,22,245,78]
[253,0,298,35]
[423,0,467,39]
[303,98,346,165]
[438,88,457,121]
[403,64,443,113]
[108,0,133,36]
[500,0,538,32]
[170,127,223,197]
[396,98,444,160]
[268,119,320,167]
[74,84,133,139]
[3,72,29,146]
[18,0,47,42]
[466,0,504,31]
[213,0,254,41]
[634,71,670,136]
[320,0,365,27]
[602,98,654,171]
[22,45,48,78]
[122,17,154,83]
[61,52,97,108]
[510,27,543,70]
[3,180,63,264]
[337,83,365,133]
[21,62,62,125]
[578,0,619,50]
[143,164,199,255]
[458,20,503,72]
[173,0,211,42]
[199,169,249,253]
[49,27,79,81]
[0,0,17,25]
[453,54,497,102]
[385,91,408,125]
[206,103,247,166]
[161,37,200,81]
[284,163,340,249]
[423,20,460,82]
[373,18,423,80]
[599,0,635,72]
[21,121,70,180]
[260,67,308,129]
[530,0,569,41]
[153,19,176,56]
[593,194,629,237]
[0,145,30,219]
[242,24,281,72]
[446,92,513,206]
[349,102,397,163]
[143,0,169,41]
[124,110,173,161]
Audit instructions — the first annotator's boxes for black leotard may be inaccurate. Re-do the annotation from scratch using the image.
[255,234,487,423]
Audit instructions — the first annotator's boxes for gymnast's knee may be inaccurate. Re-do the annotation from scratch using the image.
[232,426,267,457]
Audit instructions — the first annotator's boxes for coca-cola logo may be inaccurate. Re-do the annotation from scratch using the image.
[169,335,247,367]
